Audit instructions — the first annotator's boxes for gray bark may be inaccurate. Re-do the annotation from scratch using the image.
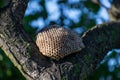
[0,0,120,80]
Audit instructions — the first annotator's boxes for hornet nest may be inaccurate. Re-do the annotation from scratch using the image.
[36,25,85,60]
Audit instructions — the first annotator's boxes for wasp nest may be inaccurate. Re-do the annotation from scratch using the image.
[36,25,85,60]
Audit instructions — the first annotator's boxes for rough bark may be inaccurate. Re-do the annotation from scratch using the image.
[108,0,120,21]
[0,0,120,80]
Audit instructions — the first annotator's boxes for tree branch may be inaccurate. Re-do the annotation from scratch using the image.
[0,0,120,80]
[108,0,120,21]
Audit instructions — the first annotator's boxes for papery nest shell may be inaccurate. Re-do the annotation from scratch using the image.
[36,25,85,60]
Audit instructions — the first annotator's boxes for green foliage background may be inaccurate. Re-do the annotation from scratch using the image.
[0,0,120,80]
[0,49,25,80]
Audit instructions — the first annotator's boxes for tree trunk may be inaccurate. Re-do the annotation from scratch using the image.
[0,0,120,80]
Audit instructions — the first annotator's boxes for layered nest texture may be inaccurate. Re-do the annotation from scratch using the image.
[36,25,85,60]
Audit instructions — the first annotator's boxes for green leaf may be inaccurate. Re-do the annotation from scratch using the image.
[84,1,100,13]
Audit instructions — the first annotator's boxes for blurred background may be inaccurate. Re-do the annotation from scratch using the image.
[0,0,120,80]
